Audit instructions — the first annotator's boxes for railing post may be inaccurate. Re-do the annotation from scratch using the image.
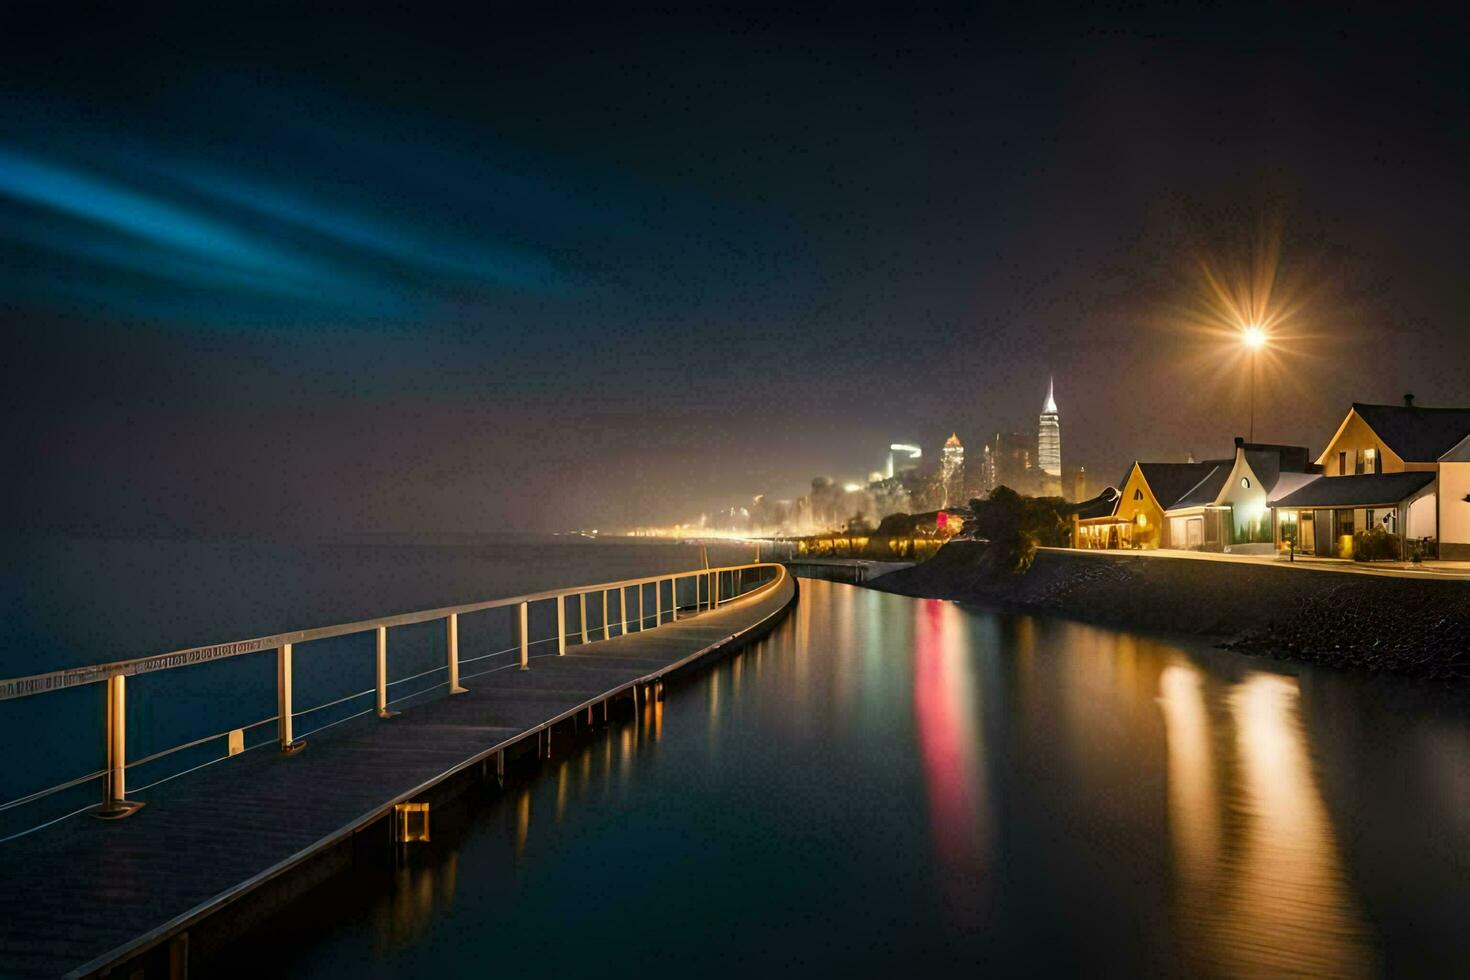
[518,601,530,670]
[620,586,628,635]
[97,674,143,819]
[376,626,398,718]
[580,593,589,644]
[447,614,467,694]
[671,577,678,621]
[556,595,567,655]
[602,591,610,641]
[712,570,720,608]
[655,579,662,626]
[639,583,645,631]
[277,643,306,753]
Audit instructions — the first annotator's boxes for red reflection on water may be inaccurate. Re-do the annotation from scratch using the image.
[912,599,985,906]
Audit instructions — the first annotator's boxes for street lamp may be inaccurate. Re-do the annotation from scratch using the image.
[1242,324,1266,441]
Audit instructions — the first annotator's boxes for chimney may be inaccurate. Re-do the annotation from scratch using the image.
[1234,436,1244,449]
[1404,393,1416,407]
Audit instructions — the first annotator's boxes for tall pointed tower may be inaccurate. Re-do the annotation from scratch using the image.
[940,432,965,508]
[1038,377,1062,496]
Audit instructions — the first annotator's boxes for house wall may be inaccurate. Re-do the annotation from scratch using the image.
[1115,465,1166,549]
[1407,493,1438,540]
[1217,452,1270,542]
[1441,461,1470,559]
[1318,411,1405,475]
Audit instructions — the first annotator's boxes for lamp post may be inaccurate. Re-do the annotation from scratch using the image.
[1242,324,1266,441]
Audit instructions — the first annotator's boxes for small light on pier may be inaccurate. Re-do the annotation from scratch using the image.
[394,802,430,843]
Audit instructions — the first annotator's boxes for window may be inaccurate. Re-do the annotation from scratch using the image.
[1133,488,1143,501]
[1339,450,1347,475]
[1241,476,1251,489]
[1364,448,1377,474]
[1355,450,1365,475]
[1136,513,1147,527]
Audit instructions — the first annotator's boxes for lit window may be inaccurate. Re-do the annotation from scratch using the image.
[1136,514,1147,527]
[1241,477,1251,489]
[1364,448,1377,474]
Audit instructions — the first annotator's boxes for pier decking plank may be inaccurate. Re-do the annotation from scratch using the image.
[0,574,794,978]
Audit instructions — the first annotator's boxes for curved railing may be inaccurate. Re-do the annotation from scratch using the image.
[0,561,786,840]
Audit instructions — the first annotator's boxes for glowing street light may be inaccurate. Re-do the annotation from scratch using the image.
[1242,323,1268,440]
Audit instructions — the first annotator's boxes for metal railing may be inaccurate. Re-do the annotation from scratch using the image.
[0,561,785,839]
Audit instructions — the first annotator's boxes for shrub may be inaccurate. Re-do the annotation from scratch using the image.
[1353,527,1401,562]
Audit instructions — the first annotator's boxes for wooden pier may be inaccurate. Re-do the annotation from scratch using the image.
[0,564,795,978]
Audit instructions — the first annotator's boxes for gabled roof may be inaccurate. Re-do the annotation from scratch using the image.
[1269,471,1436,509]
[1441,432,1470,462]
[1135,460,1232,510]
[1168,463,1231,509]
[1350,403,1470,462]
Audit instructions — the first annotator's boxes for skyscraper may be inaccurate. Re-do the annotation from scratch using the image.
[1038,377,1062,497]
[940,432,964,508]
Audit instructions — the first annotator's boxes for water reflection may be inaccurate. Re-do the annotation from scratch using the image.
[371,852,459,955]
[1159,661,1375,975]
[1219,673,1373,976]
[912,600,987,915]
[228,580,1469,978]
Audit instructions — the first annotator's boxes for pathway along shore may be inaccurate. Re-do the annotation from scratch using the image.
[869,543,1470,680]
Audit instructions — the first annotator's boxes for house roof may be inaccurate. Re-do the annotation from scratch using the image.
[1070,486,1121,520]
[1441,432,1470,462]
[1169,463,1231,509]
[1135,460,1231,510]
[1268,472,1320,502]
[1351,402,1470,462]
[1238,441,1317,483]
[1269,471,1436,509]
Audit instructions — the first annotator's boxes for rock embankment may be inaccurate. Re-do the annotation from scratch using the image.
[869,542,1470,680]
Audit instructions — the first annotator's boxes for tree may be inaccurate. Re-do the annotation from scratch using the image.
[969,486,1037,574]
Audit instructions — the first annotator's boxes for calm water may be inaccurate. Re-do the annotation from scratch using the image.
[217,578,1469,977]
[0,534,756,835]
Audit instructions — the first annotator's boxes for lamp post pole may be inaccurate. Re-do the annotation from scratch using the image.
[1249,347,1256,443]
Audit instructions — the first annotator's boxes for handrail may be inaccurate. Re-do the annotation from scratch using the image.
[0,561,784,834]
[0,561,779,700]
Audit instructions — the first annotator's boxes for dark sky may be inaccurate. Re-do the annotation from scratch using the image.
[4,3,1468,532]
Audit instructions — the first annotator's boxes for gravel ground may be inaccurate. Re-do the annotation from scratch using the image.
[870,542,1470,680]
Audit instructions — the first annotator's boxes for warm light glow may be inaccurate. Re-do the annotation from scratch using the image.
[1242,324,1267,349]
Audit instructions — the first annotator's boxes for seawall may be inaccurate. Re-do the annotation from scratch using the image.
[870,543,1470,679]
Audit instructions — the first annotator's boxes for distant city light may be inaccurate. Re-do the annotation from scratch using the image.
[843,482,862,493]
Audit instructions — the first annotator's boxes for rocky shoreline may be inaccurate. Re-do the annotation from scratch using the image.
[868,542,1470,680]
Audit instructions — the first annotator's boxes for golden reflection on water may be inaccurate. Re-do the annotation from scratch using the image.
[1160,663,1374,976]
[371,851,459,955]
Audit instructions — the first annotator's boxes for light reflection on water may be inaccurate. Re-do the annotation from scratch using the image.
[232,579,1470,978]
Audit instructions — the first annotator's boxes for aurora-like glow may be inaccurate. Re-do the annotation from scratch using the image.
[0,133,566,324]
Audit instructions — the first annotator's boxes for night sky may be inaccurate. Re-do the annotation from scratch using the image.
[5,4,1468,533]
